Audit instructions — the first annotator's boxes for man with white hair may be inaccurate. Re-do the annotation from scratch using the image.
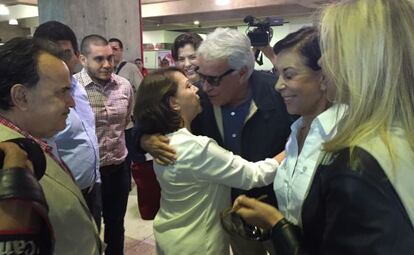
[191,27,291,254]
[141,27,292,254]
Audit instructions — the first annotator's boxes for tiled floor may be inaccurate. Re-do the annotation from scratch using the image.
[124,185,156,255]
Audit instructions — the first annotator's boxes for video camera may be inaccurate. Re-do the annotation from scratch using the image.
[244,15,284,47]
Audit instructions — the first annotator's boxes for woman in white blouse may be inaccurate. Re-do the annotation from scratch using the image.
[234,1,414,254]
[248,26,344,228]
[133,67,282,255]
[271,27,345,226]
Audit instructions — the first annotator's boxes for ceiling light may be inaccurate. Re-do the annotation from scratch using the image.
[9,19,18,25]
[193,20,200,25]
[0,4,10,15]
[215,0,230,6]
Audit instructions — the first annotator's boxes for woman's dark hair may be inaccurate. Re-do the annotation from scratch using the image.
[134,67,185,134]
[171,33,203,61]
[0,37,62,110]
[273,27,321,71]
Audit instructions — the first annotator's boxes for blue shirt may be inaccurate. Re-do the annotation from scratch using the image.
[51,77,101,189]
[221,97,252,155]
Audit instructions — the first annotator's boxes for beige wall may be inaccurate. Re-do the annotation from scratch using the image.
[0,21,30,43]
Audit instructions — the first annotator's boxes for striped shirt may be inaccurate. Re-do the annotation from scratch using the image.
[74,69,134,167]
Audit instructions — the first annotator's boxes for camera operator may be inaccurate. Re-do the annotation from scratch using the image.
[0,141,52,255]
[244,15,283,67]
[253,45,278,66]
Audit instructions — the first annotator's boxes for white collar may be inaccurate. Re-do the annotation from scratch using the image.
[291,104,347,137]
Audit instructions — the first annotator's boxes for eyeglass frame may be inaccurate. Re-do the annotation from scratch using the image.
[195,66,235,86]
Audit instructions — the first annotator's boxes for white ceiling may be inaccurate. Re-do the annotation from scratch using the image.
[0,0,331,32]
[0,4,37,22]
[141,0,329,32]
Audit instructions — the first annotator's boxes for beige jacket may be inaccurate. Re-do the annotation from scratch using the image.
[0,124,102,255]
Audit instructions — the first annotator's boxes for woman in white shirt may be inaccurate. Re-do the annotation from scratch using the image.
[234,1,414,254]
[245,27,344,228]
[229,26,345,240]
[134,67,282,255]
[271,27,345,226]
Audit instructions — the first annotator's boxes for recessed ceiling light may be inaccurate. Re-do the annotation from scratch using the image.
[215,0,230,6]
[193,20,200,25]
[0,4,10,15]
[9,19,18,25]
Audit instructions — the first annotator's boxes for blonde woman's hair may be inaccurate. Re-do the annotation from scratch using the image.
[320,0,414,156]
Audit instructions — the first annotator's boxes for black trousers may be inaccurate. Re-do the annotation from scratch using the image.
[82,182,102,232]
[100,162,130,255]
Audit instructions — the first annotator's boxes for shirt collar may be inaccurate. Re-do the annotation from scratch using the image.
[0,114,53,152]
[291,104,347,136]
[79,68,116,88]
[316,104,347,135]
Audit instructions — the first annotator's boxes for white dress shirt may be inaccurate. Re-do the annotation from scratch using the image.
[274,104,346,225]
[153,128,278,255]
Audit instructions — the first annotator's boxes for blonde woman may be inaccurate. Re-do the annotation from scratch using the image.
[233,0,414,254]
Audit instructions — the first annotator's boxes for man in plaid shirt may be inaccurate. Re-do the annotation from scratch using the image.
[74,34,134,255]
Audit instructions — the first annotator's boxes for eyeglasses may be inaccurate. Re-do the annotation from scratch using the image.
[195,67,235,86]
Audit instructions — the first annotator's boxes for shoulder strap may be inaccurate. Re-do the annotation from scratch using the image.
[116,61,127,75]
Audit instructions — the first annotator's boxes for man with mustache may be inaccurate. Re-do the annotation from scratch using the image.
[74,34,134,255]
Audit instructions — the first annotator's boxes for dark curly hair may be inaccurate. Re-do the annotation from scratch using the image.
[134,67,185,134]
[171,33,203,61]
[273,26,321,71]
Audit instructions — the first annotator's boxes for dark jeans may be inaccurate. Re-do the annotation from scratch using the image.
[82,182,102,232]
[100,162,130,255]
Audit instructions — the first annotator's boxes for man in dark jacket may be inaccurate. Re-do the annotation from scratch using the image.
[192,27,291,254]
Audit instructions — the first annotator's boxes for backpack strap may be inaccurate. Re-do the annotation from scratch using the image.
[115,61,127,75]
